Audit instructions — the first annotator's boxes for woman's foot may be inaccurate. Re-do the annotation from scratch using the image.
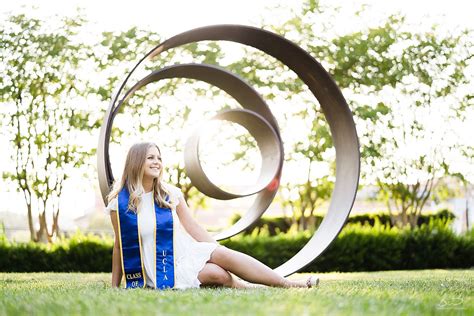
[306,276,319,288]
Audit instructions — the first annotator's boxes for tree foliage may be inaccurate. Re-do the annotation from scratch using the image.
[1,2,473,237]
[0,14,95,241]
[278,1,474,227]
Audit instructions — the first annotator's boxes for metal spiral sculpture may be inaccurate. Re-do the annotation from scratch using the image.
[98,25,360,276]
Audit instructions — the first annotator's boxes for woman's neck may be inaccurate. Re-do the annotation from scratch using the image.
[142,177,154,193]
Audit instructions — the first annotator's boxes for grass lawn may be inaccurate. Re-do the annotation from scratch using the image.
[0,270,472,315]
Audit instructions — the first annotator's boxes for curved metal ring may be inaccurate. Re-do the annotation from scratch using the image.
[98,25,360,277]
[98,63,284,242]
[184,108,282,199]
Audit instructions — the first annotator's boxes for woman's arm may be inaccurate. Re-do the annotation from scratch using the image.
[176,196,218,244]
[110,211,123,288]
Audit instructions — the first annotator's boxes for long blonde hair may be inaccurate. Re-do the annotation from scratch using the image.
[107,142,172,211]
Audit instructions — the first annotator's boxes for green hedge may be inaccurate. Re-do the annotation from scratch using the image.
[222,220,473,272]
[0,233,113,272]
[230,209,455,236]
[0,220,472,272]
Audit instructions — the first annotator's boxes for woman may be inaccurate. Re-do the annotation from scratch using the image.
[106,142,319,289]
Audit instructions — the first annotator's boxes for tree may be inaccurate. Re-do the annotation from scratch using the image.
[279,108,334,230]
[346,23,472,227]
[0,14,95,242]
[278,1,474,227]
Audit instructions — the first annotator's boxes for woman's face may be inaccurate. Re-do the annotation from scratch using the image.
[143,146,162,180]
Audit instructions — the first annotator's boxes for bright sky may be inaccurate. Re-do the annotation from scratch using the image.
[1,0,473,225]
[3,0,473,35]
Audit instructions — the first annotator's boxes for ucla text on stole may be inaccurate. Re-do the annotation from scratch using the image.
[126,249,171,287]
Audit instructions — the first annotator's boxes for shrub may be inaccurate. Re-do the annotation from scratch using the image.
[0,231,113,272]
[0,220,472,272]
[230,209,455,236]
[221,219,473,272]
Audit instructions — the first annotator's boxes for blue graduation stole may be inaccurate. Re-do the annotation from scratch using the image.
[117,187,175,289]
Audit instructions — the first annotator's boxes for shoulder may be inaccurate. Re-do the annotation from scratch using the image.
[162,182,183,198]
[161,182,184,208]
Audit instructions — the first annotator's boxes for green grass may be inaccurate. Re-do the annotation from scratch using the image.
[0,270,472,315]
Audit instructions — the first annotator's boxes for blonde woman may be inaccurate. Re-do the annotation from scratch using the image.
[105,142,319,289]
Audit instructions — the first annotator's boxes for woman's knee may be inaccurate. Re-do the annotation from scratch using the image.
[198,263,232,286]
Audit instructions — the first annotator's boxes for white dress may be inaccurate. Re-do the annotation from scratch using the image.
[105,183,218,289]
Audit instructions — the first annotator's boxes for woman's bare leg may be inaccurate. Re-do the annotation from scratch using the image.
[198,262,254,289]
[208,246,309,288]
